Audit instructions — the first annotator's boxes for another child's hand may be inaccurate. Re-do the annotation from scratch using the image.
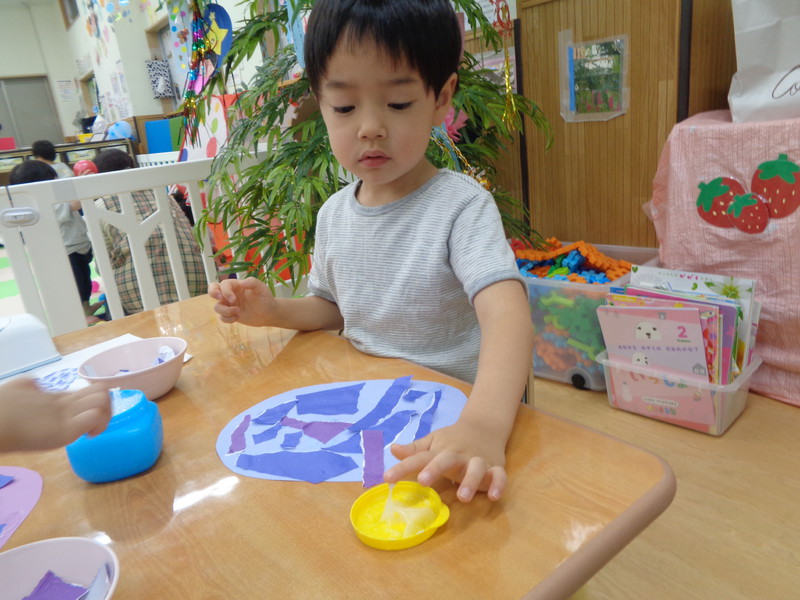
[208,277,277,327]
[0,379,111,452]
[384,418,508,503]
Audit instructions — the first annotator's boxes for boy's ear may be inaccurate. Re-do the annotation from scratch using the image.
[433,73,458,120]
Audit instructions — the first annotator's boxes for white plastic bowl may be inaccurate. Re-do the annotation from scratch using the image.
[78,336,187,400]
[0,536,119,600]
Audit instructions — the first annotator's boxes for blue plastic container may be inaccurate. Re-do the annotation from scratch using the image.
[66,389,163,483]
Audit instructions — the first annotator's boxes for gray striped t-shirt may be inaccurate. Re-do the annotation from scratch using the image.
[307,169,525,383]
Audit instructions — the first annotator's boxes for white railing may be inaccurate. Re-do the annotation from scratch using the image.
[0,159,217,336]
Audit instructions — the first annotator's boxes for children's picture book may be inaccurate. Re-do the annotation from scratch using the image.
[629,265,759,372]
[597,305,710,382]
[624,285,740,384]
[606,293,721,384]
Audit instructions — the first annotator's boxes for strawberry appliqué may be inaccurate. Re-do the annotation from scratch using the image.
[727,193,770,234]
[697,177,743,228]
[751,153,800,219]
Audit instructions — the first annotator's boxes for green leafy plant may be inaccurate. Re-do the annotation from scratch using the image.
[198,0,551,290]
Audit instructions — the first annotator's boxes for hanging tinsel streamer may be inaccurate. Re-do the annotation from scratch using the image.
[431,125,491,191]
[182,0,211,145]
[491,0,517,131]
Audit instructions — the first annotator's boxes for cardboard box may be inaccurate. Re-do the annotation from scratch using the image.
[597,351,761,435]
[524,244,658,390]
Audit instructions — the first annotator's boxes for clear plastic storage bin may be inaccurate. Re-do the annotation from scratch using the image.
[524,244,659,390]
[596,350,761,435]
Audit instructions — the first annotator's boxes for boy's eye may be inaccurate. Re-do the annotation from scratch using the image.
[332,106,354,114]
[389,102,412,110]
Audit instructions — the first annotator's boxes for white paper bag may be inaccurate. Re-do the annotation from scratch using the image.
[728,0,800,123]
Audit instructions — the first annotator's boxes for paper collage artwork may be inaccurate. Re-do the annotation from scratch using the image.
[216,376,468,486]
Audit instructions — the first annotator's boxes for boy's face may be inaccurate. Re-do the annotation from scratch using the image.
[317,38,456,206]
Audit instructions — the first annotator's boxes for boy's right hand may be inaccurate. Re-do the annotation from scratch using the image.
[208,277,277,327]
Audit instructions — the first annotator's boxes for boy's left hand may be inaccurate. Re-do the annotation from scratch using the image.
[384,418,508,503]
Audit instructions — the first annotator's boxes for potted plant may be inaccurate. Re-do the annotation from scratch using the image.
[197,0,551,291]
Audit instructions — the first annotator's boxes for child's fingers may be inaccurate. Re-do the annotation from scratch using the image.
[484,466,508,501]
[455,456,490,502]
[384,449,433,483]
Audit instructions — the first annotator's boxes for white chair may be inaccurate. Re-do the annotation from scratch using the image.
[0,159,218,336]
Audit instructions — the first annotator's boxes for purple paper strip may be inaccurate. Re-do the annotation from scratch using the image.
[350,375,412,431]
[361,429,384,488]
[236,451,358,483]
[252,423,282,445]
[295,382,365,415]
[252,401,297,425]
[227,414,251,454]
[415,390,442,439]
[22,570,86,600]
[280,417,353,443]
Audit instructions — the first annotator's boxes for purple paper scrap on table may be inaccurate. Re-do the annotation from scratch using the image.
[361,429,384,488]
[295,382,365,415]
[22,570,86,600]
[236,450,358,484]
[227,414,251,454]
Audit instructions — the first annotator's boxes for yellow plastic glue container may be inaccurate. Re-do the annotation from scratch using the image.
[350,481,450,550]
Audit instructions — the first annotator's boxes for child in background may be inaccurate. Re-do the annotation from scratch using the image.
[0,379,110,452]
[9,161,96,323]
[208,0,533,503]
[31,140,73,179]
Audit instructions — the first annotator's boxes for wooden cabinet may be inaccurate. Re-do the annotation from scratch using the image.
[518,0,736,247]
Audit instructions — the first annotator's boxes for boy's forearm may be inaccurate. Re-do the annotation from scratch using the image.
[466,282,534,440]
[271,295,345,332]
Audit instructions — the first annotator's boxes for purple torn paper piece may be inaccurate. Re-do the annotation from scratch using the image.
[361,429,384,488]
[252,400,297,425]
[415,390,442,440]
[22,570,86,600]
[280,417,352,444]
[227,414,251,454]
[252,423,282,445]
[324,433,362,454]
[236,451,358,483]
[35,368,79,392]
[349,375,412,431]
[295,382,365,415]
[280,431,303,449]
[0,474,14,489]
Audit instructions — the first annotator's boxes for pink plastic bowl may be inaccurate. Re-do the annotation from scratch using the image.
[78,336,187,400]
[0,536,119,600]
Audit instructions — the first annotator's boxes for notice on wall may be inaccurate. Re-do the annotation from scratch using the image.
[56,80,74,102]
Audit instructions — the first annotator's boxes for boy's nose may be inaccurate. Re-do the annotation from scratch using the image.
[358,112,387,140]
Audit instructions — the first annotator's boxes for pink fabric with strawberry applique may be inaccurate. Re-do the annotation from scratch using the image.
[645,109,800,406]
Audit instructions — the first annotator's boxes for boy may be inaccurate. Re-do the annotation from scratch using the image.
[209,0,533,503]
[10,161,95,321]
[31,139,74,179]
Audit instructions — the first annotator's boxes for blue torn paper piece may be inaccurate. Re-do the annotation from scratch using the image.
[280,431,303,449]
[216,378,467,483]
[236,451,358,484]
[349,375,412,431]
[295,382,364,415]
[415,390,443,440]
[324,433,362,454]
[252,401,297,425]
[368,410,417,446]
[0,474,14,489]
[252,423,282,445]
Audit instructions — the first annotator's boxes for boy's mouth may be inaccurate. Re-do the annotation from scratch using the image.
[359,151,389,167]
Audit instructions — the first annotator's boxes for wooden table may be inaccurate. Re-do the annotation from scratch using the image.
[1,296,675,600]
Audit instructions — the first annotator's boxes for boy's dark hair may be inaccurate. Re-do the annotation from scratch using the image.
[31,140,57,162]
[9,160,58,185]
[304,0,462,97]
[94,149,135,173]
